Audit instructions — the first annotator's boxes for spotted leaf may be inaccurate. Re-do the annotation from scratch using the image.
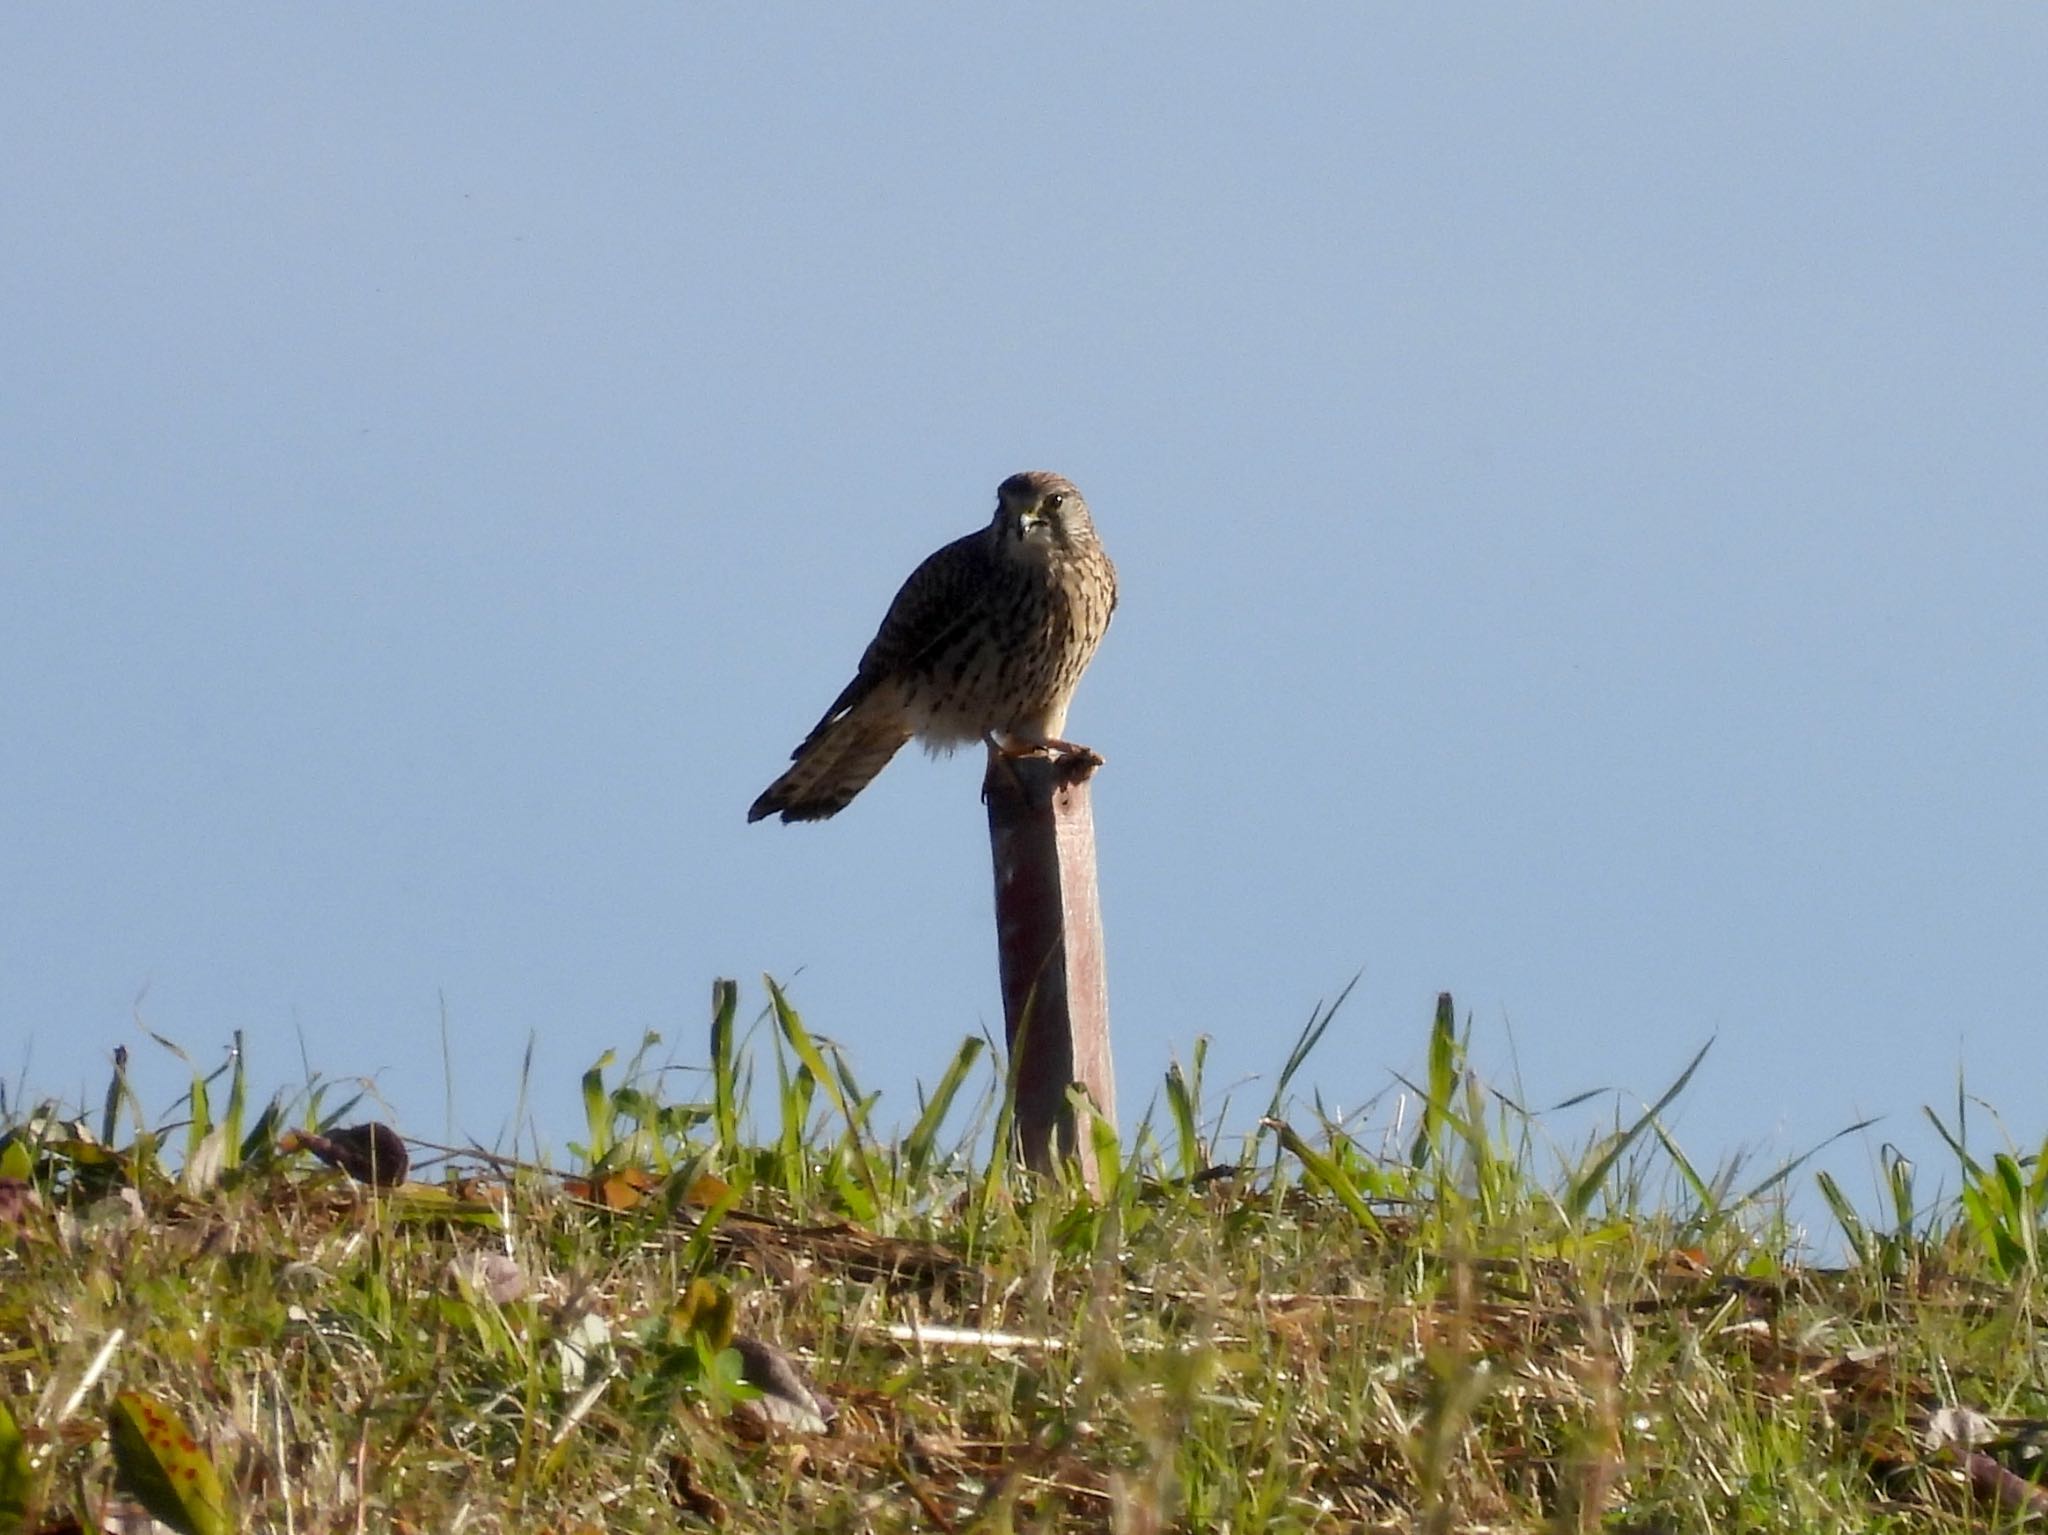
[108,1390,230,1535]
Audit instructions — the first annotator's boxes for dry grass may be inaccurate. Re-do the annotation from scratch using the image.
[3,983,2046,1533]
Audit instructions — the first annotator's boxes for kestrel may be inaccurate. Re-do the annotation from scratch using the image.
[748,470,1117,824]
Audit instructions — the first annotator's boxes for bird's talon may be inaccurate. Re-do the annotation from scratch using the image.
[1053,746,1105,787]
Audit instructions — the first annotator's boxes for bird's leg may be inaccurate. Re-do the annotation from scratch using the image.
[982,729,1036,758]
[981,730,1034,804]
[1024,730,1106,776]
[1043,735,1103,762]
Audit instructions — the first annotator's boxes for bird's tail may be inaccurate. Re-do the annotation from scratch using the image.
[748,703,913,823]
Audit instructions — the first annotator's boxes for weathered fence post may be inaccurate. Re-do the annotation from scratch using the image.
[984,750,1115,1187]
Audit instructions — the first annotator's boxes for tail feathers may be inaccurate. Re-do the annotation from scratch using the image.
[748,707,912,823]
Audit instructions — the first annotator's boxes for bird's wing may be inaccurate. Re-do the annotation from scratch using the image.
[787,530,988,757]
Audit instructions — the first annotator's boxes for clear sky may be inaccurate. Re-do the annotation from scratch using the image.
[5,10,2044,1224]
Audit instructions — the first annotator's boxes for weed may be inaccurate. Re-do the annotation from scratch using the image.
[0,988,2042,1531]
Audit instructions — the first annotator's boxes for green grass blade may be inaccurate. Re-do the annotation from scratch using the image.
[1410,991,1459,1169]
[904,1035,985,1183]
[578,1051,617,1169]
[1272,1118,1385,1237]
[709,978,739,1153]
[101,1045,129,1146]
[1886,1148,1917,1241]
[974,1007,1030,1243]
[1649,1116,1716,1219]
[1264,973,1359,1123]
[221,1032,247,1171]
[1736,1116,1881,1206]
[1164,1059,1200,1182]
[764,978,881,1213]
[238,1098,284,1166]
[186,1071,212,1167]
[1081,1085,1123,1204]
[1814,1171,1868,1260]
[1923,1100,1982,1179]
[1565,1038,1713,1222]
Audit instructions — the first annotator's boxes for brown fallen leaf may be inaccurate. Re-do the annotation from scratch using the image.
[666,1450,728,1522]
[564,1166,732,1211]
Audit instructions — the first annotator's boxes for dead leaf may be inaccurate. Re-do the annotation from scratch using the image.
[666,1451,727,1522]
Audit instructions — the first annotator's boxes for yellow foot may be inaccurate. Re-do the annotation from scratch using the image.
[984,731,1104,762]
[980,733,1106,801]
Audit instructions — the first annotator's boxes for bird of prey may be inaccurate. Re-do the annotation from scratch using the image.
[748,470,1117,824]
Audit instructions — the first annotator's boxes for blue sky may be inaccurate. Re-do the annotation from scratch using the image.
[5,10,2045,1223]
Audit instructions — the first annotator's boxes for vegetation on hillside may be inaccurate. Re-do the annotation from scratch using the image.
[2,983,2046,1532]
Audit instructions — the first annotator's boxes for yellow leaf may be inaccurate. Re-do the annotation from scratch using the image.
[109,1390,231,1535]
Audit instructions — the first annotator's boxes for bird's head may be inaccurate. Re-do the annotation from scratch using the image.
[993,470,1094,554]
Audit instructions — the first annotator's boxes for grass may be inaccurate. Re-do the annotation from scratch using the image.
[3,982,2047,1533]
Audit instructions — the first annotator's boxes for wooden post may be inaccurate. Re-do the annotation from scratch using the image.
[984,750,1115,1186]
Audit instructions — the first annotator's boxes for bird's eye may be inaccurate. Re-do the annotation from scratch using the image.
[1043,493,1065,512]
